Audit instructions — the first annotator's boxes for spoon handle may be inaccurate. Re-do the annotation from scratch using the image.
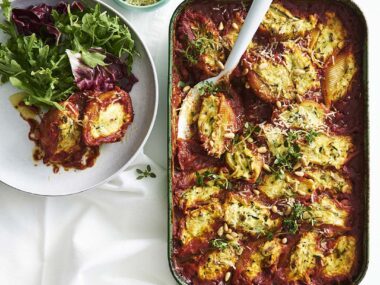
[215,0,273,81]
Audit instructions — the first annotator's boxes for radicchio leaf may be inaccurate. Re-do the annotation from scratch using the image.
[11,2,84,45]
[66,49,138,93]
[12,4,60,44]
[55,1,84,14]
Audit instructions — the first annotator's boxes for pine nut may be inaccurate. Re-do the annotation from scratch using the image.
[226,233,234,240]
[224,132,235,139]
[284,206,292,216]
[263,164,271,172]
[217,60,225,70]
[217,226,224,237]
[303,212,311,220]
[295,171,304,177]
[232,22,239,30]
[218,22,224,31]
[258,146,267,153]
[225,272,232,282]
[183,86,191,93]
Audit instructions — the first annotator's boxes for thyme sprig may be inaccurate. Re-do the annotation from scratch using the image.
[136,165,156,180]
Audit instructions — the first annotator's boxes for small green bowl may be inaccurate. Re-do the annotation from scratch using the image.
[113,0,169,11]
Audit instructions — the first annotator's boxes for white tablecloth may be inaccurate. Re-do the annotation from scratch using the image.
[0,0,379,284]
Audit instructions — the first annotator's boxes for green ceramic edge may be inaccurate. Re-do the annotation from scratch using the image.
[167,2,189,284]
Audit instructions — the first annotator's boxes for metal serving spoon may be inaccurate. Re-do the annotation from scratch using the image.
[177,0,273,140]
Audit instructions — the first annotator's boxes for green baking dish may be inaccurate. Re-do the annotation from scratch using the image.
[168,0,369,284]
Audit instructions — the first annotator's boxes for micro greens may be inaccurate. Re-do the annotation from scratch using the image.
[210,238,228,250]
[195,170,233,190]
[283,202,315,234]
[233,122,260,145]
[304,129,320,144]
[272,130,302,176]
[136,165,156,180]
[266,231,274,241]
[183,30,222,64]
[198,82,225,96]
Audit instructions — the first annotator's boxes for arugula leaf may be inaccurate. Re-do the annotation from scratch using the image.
[1,0,11,22]
[81,50,107,68]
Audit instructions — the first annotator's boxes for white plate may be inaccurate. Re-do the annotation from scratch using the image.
[0,0,158,196]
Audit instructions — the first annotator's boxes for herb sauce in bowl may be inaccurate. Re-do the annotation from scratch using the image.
[114,0,168,11]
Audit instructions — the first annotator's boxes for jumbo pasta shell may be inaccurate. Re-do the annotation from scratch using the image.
[323,50,357,106]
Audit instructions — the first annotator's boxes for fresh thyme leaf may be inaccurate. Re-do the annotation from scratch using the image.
[210,238,228,250]
[136,165,156,180]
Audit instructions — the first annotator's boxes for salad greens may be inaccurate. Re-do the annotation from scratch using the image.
[0,0,136,109]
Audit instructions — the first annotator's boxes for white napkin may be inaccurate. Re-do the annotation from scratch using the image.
[0,152,176,285]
